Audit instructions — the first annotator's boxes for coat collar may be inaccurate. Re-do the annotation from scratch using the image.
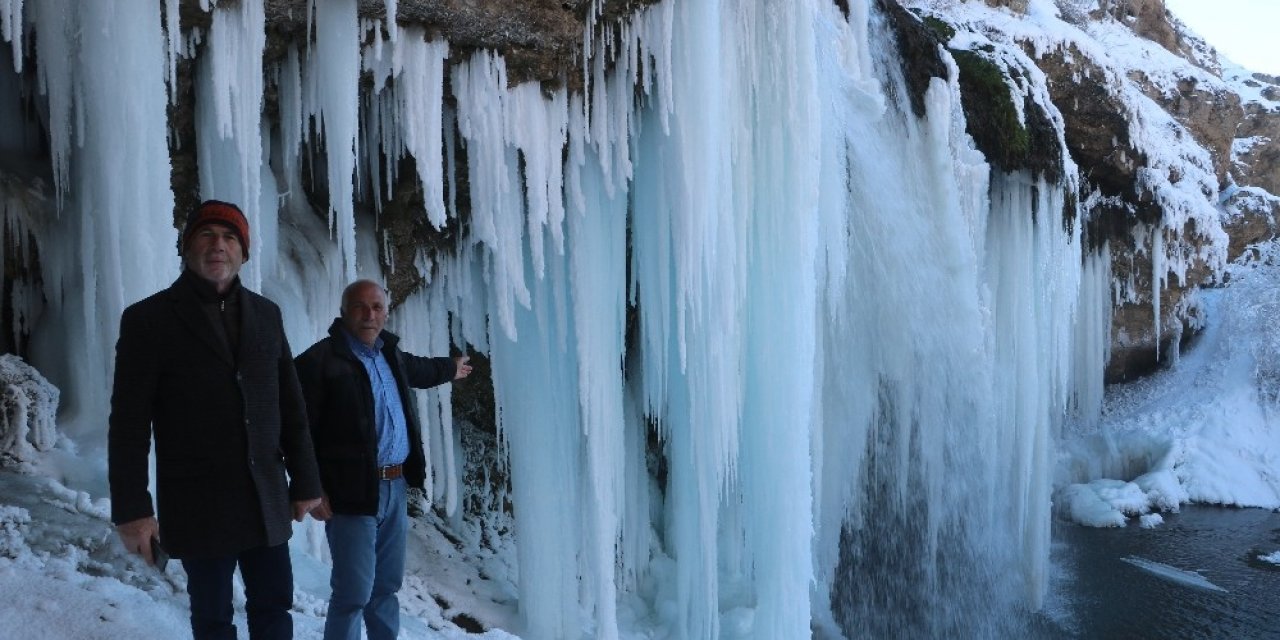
[168,270,256,367]
[326,318,400,359]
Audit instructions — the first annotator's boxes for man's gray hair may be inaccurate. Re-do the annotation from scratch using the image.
[340,279,390,310]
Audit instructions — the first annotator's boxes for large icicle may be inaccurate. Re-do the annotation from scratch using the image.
[196,0,269,287]
[309,0,361,282]
[452,52,529,340]
[487,222,584,640]
[983,172,1084,611]
[629,0,744,635]
[565,95,628,640]
[388,283,459,515]
[390,27,449,227]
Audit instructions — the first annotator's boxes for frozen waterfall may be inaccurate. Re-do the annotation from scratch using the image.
[0,0,1112,638]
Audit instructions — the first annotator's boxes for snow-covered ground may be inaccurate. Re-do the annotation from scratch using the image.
[1055,238,1280,527]
[0,457,521,639]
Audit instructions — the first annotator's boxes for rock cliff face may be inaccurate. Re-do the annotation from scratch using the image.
[914,0,1278,381]
[1227,77,1280,259]
[1081,0,1277,378]
[173,0,662,88]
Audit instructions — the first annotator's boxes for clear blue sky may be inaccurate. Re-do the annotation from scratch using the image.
[1164,0,1280,75]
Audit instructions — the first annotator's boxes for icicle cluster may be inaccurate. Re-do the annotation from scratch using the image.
[18,0,177,440]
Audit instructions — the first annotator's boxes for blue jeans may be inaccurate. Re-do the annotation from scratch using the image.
[323,477,407,640]
[182,542,294,640]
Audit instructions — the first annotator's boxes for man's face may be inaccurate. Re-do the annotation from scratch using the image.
[184,224,244,293]
[342,283,388,347]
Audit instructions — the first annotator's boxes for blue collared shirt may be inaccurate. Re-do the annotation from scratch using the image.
[342,329,409,467]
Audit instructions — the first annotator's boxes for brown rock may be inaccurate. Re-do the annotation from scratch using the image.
[983,0,1029,13]
[1222,190,1279,261]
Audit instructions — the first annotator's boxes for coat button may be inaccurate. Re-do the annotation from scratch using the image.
[249,457,255,466]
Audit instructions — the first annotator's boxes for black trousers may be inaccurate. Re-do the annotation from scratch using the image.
[182,542,294,640]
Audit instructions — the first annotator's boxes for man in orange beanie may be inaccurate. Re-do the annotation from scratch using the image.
[109,200,322,639]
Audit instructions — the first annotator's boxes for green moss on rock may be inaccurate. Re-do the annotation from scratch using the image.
[952,49,1062,184]
[921,16,955,44]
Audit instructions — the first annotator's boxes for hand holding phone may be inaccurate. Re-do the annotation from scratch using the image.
[150,535,170,572]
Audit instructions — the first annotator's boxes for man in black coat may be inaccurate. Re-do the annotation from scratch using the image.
[294,279,471,640]
[109,200,323,640]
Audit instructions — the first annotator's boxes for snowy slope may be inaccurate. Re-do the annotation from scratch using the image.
[1056,238,1280,526]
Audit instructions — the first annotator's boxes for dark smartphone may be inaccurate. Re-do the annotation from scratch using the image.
[150,535,170,572]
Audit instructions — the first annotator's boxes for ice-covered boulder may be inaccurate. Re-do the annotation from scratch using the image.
[0,354,60,464]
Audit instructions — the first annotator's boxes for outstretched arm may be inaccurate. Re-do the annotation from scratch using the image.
[401,351,462,389]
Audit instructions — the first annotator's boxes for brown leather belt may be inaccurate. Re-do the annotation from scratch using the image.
[378,464,403,480]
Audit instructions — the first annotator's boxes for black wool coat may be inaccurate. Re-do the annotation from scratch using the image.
[294,320,456,516]
[108,270,322,559]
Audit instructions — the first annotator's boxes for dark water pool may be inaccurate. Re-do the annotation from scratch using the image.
[1047,506,1280,639]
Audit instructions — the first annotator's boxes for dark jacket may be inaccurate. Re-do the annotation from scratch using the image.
[108,270,322,559]
[294,320,456,516]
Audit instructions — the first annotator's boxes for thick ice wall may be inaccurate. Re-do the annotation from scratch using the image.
[0,0,1117,637]
[819,43,1006,637]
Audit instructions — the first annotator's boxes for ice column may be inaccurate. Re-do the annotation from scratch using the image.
[446,40,638,636]
[735,1,822,637]
[388,284,459,514]
[486,223,584,640]
[630,0,742,634]
[629,0,830,634]
[984,172,1083,610]
[26,0,176,438]
[196,0,270,287]
[452,52,529,339]
[451,49,582,638]
[309,0,360,282]
[1071,245,1113,425]
[566,98,628,640]
[390,27,449,227]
